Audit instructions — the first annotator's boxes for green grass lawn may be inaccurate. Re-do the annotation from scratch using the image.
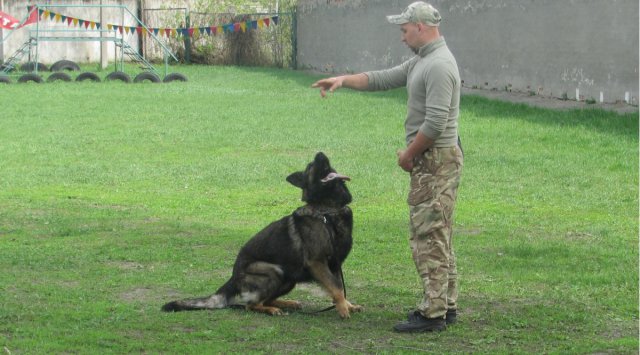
[0,65,637,354]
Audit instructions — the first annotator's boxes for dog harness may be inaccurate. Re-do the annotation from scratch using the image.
[286,205,351,314]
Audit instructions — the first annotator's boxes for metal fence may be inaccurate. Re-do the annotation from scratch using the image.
[140,8,296,68]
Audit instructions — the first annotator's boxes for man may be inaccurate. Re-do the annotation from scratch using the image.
[311,1,463,333]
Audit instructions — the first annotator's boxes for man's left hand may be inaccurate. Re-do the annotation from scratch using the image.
[396,149,414,172]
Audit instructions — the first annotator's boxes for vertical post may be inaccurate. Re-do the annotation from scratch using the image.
[291,9,297,69]
[184,10,191,63]
[0,0,4,63]
[34,5,39,73]
[100,0,108,69]
[137,0,144,59]
[120,6,125,71]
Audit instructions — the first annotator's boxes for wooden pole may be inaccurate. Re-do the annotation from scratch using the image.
[100,0,108,69]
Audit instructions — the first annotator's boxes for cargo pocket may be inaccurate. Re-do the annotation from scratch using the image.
[409,201,446,237]
[408,154,435,206]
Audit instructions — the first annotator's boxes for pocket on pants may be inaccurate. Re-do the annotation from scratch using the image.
[410,201,446,237]
[408,156,435,206]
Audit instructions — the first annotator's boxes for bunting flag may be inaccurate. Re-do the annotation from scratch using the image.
[26,7,279,38]
[0,11,21,29]
[0,6,37,29]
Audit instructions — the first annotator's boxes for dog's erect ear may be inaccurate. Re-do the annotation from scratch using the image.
[286,171,305,189]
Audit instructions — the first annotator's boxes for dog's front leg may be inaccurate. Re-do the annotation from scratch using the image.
[308,261,361,319]
[331,268,364,316]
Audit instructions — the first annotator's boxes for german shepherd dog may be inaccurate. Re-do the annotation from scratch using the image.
[162,152,363,318]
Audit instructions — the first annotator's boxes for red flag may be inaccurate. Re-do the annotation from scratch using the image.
[22,6,38,27]
[0,6,38,29]
[0,11,20,29]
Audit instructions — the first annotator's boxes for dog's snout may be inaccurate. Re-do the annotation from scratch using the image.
[321,172,351,183]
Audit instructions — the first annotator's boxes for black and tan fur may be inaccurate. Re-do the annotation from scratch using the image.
[162,152,363,318]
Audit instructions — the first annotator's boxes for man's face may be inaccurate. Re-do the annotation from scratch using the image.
[400,22,422,54]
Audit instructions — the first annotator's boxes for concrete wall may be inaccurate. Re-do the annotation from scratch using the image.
[1,0,139,65]
[297,0,639,104]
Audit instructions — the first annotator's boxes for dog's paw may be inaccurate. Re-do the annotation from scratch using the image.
[337,301,363,318]
[249,304,287,316]
[266,307,287,316]
[336,302,352,319]
[348,303,364,313]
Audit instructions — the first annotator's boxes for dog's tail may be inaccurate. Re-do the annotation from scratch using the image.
[161,280,236,312]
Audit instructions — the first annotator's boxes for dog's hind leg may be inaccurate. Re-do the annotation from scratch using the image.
[266,299,302,310]
[247,303,287,316]
[264,281,301,310]
[236,262,293,316]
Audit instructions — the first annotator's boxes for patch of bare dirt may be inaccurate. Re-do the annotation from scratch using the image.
[120,287,182,303]
[107,261,144,270]
[462,87,638,115]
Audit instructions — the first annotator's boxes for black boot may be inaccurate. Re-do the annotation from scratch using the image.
[407,309,457,325]
[394,312,446,333]
[445,309,457,325]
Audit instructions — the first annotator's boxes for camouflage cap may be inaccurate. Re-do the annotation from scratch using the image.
[387,1,442,26]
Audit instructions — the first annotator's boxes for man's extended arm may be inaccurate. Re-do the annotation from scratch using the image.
[311,73,369,97]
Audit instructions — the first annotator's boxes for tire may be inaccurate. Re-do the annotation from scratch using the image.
[163,72,188,83]
[20,62,49,72]
[134,72,161,83]
[0,76,11,84]
[47,72,72,82]
[18,73,43,83]
[105,71,131,83]
[75,72,101,82]
[50,60,80,72]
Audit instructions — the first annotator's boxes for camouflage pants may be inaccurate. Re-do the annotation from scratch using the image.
[407,146,463,319]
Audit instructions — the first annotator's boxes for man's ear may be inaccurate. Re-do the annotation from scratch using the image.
[286,172,305,188]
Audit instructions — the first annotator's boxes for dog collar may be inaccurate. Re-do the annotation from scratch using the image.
[293,206,349,223]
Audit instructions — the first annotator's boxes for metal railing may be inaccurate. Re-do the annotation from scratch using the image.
[2,4,178,77]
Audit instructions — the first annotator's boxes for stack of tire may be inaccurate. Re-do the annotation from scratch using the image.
[0,60,187,84]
